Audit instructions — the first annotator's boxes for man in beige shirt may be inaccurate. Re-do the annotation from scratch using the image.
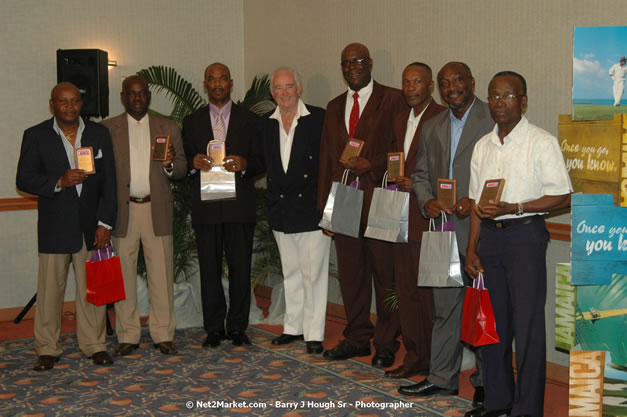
[102,75,187,356]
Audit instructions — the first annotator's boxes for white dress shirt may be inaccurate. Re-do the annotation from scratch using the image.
[127,113,151,198]
[344,78,374,135]
[269,99,310,172]
[403,100,430,157]
[469,116,573,220]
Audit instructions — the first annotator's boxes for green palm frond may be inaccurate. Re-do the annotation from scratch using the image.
[137,66,206,124]
[238,75,274,114]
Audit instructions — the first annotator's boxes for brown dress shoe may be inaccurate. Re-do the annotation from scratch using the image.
[33,355,59,371]
[113,343,139,356]
[156,341,177,354]
[91,351,114,365]
[385,364,429,378]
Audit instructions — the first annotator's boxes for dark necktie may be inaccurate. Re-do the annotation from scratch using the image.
[348,92,359,138]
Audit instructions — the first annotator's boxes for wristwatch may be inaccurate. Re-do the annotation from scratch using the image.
[516,202,524,216]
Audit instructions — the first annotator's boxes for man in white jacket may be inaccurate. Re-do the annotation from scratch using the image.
[609,56,626,106]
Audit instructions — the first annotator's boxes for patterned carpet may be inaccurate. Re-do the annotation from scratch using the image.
[0,326,471,416]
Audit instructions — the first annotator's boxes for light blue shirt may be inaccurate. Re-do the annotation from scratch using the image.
[449,97,475,178]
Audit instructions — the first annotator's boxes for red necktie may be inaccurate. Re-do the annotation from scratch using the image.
[348,92,359,137]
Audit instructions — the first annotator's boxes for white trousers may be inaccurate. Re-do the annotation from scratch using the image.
[613,79,624,105]
[273,229,331,341]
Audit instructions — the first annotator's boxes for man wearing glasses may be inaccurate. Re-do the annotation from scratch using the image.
[317,42,405,368]
[464,71,572,417]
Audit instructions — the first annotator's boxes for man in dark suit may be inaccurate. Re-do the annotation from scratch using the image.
[258,67,331,354]
[385,63,446,379]
[182,63,263,347]
[317,43,406,368]
[400,62,493,406]
[16,82,117,371]
[102,75,187,356]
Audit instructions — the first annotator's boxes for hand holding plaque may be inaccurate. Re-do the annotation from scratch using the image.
[478,179,505,208]
[75,147,95,174]
[437,179,457,209]
[387,152,404,181]
[152,136,171,161]
[339,138,364,163]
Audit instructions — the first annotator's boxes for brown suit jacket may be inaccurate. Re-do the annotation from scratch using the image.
[101,113,187,237]
[392,99,447,241]
[317,81,407,223]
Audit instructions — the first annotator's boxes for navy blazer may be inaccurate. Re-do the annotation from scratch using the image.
[16,118,117,254]
[182,103,263,225]
[259,105,325,233]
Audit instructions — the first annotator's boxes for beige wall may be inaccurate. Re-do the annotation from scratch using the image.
[1,0,244,308]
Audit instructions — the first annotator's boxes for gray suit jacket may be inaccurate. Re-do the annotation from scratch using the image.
[411,97,494,253]
[101,113,187,237]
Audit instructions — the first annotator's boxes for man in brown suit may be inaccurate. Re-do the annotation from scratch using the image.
[317,42,406,368]
[385,63,446,378]
[102,75,187,356]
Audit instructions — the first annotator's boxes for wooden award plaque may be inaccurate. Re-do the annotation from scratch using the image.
[339,138,364,163]
[75,147,95,174]
[437,178,457,208]
[478,179,505,208]
[208,140,226,166]
[387,152,404,180]
[152,136,171,161]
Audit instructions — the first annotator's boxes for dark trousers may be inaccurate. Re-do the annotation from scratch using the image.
[334,231,400,353]
[478,216,548,417]
[393,239,432,370]
[194,222,255,335]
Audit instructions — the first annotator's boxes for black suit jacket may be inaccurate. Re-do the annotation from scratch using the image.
[259,104,325,233]
[182,103,262,225]
[16,118,117,254]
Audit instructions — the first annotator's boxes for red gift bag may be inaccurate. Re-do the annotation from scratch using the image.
[85,245,126,306]
[461,273,500,346]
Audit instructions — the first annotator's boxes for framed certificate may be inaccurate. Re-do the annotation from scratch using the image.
[339,138,364,163]
[152,135,171,161]
[75,147,95,174]
[478,179,505,208]
[387,152,404,180]
[437,178,457,208]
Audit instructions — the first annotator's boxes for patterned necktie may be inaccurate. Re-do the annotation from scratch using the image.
[348,92,359,138]
[213,111,226,141]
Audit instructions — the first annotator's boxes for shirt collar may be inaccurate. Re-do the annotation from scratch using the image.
[126,113,149,124]
[53,116,85,139]
[449,96,476,124]
[209,100,233,118]
[488,116,529,146]
[408,98,431,123]
[348,78,374,98]
[269,99,310,121]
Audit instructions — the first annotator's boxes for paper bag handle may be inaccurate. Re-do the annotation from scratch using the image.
[473,272,485,289]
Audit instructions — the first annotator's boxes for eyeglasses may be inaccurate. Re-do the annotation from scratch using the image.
[341,57,369,68]
[487,93,521,103]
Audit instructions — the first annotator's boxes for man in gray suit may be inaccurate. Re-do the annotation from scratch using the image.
[102,75,187,356]
[399,62,494,407]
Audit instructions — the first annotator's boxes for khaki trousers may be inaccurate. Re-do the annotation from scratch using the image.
[35,240,107,357]
[113,202,175,344]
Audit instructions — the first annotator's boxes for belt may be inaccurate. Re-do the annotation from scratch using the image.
[482,215,541,229]
[130,195,151,204]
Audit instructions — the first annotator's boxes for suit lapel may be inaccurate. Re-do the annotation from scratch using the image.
[113,114,132,187]
[286,113,311,174]
[454,96,482,161]
[354,81,382,143]
[267,117,284,174]
[406,101,440,167]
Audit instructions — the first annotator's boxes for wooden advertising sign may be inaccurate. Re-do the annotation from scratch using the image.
[555,263,576,351]
[569,351,605,417]
[558,114,626,207]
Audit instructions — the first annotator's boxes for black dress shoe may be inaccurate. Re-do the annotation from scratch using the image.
[272,334,304,345]
[203,332,226,348]
[306,341,324,354]
[398,379,458,396]
[91,351,114,365]
[473,386,485,407]
[385,364,429,378]
[371,349,395,368]
[155,341,177,354]
[323,340,370,360]
[464,406,511,417]
[33,355,59,371]
[113,343,139,356]
[229,332,251,346]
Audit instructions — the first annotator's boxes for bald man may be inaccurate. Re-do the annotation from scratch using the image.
[17,82,117,371]
[182,63,263,347]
